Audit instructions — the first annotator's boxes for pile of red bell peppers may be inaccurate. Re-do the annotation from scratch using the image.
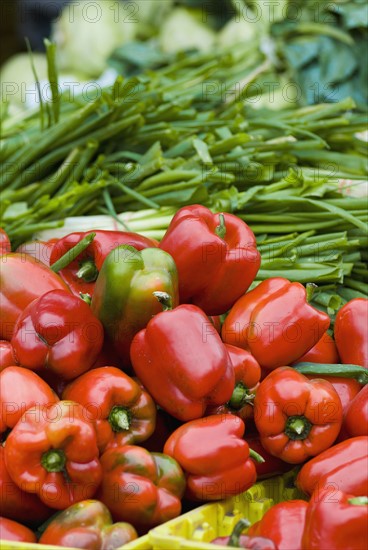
[0,206,367,549]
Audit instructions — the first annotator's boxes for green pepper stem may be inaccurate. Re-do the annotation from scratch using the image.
[153,291,173,311]
[227,518,251,547]
[50,232,96,273]
[79,292,92,305]
[348,497,368,506]
[285,415,312,441]
[41,449,66,473]
[108,406,131,432]
[76,259,99,282]
[249,448,265,464]
[228,383,255,410]
[215,213,226,240]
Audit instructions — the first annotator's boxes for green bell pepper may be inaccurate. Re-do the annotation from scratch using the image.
[91,245,178,369]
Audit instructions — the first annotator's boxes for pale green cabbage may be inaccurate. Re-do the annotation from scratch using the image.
[159,8,217,54]
[51,0,137,77]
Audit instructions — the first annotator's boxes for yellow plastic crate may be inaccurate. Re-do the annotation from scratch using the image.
[148,472,307,550]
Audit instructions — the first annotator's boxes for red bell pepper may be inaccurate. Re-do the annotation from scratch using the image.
[334,298,368,368]
[11,289,104,380]
[50,230,157,296]
[302,374,361,414]
[0,229,11,255]
[254,367,343,463]
[293,331,339,364]
[211,519,278,549]
[206,344,261,422]
[0,253,70,340]
[159,204,260,315]
[39,499,138,549]
[16,239,58,267]
[163,414,261,501]
[248,500,308,550]
[302,488,368,550]
[293,362,366,416]
[0,446,52,525]
[0,366,58,436]
[97,445,185,529]
[296,436,368,497]
[63,366,157,452]
[0,340,17,371]
[0,516,36,543]
[344,386,368,437]
[222,278,330,371]
[4,400,102,509]
[130,303,235,421]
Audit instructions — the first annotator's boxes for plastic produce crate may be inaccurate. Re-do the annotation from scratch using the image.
[148,472,307,549]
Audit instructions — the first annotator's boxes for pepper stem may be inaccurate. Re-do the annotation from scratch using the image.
[50,233,96,273]
[108,406,131,432]
[215,213,226,240]
[249,448,265,464]
[227,518,251,547]
[285,415,312,440]
[228,383,255,410]
[41,449,66,473]
[348,497,368,506]
[76,259,99,282]
[79,292,92,305]
[153,291,172,311]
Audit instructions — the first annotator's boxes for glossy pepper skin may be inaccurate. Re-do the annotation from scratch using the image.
[0,340,17,371]
[0,253,70,340]
[4,401,102,509]
[212,519,278,549]
[248,500,308,550]
[130,304,235,421]
[344,386,368,437]
[163,415,258,501]
[0,366,58,437]
[0,229,11,255]
[50,230,157,297]
[11,289,104,380]
[206,344,261,422]
[97,445,185,528]
[293,331,339,364]
[0,447,52,525]
[91,245,178,367]
[302,489,368,550]
[159,204,260,316]
[296,436,368,497]
[254,367,343,463]
[334,298,368,368]
[63,366,157,452]
[303,374,361,415]
[0,517,36,543]
[222,278,330,371]
[39,499,138,549]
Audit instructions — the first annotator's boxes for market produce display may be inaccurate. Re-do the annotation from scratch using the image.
[1,1,367,548]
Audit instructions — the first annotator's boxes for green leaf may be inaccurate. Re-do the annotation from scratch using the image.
[319,36,358,84]
[331,2,368,29]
